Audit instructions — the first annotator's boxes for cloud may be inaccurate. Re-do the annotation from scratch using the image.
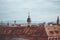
[0,0,60,22]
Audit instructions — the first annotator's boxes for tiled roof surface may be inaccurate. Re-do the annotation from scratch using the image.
[45,26,60,37]
[0,25,47,38]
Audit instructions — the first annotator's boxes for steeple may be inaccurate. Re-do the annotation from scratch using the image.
[28,12,30,18]
[57,16,59,25]
[27,12,31,27]
[27,12,31,22]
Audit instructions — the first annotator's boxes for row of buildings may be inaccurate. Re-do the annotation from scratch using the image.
[0,13,60,40]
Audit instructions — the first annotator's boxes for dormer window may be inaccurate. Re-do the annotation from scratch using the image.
[55,30,59,34]
[49,31,54,34]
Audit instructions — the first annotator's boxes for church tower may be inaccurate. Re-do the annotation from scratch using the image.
[57,16,59,25]
[27,12,31,27]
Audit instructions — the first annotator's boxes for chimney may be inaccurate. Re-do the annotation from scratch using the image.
[7,22,9,26]
[14,20,16,25]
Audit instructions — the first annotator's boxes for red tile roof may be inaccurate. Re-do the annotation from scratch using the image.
[0,26,47,38]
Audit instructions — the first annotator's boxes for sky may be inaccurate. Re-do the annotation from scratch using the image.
[0,0,60,22]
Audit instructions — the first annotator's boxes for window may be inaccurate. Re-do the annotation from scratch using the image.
[49,38,54,40]
[49,31,54,34]
[55,30,59,34]
[49,38,58,40]
[57,38,60,40]
[49,38,51,40]
[54,38,57,40]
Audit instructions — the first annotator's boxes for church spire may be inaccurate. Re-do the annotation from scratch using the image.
[27,12,31,27]
[57,16,59,25]
[28,11,30,18]
[27,12,31,22]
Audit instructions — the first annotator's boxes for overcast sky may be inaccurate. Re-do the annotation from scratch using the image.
[0,0,60,22]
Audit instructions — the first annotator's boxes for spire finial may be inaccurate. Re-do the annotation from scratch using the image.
[28,11,30,18]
